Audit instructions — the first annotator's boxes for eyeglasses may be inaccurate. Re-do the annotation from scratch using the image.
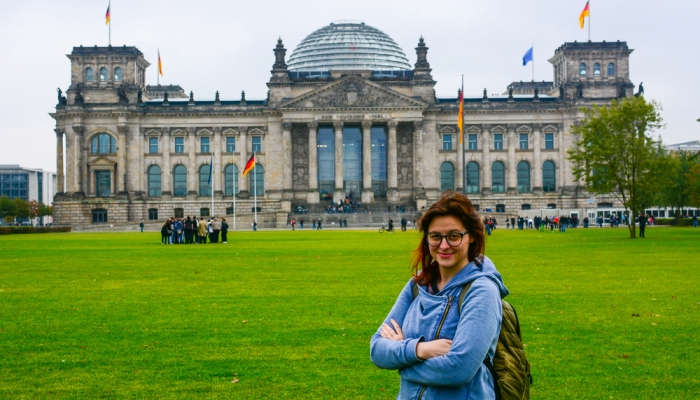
[426,231,469,247]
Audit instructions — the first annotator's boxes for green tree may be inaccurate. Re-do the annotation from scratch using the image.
[687,163,700,207]
[14,198,30,220]
[0,196,17,222]
[568,96,664,238]
[657,151,699,216]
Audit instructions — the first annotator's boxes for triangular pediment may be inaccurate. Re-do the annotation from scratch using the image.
[280,75,426,110]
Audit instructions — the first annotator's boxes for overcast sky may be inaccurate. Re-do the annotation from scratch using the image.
[1,0,698,172]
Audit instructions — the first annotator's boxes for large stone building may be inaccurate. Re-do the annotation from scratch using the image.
[51,22,635,227]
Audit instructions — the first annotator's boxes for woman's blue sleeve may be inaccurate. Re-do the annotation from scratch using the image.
[400,278,502,387]
[369,279,423,370]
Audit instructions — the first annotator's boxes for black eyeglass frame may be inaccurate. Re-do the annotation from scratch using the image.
[426,231,470,248]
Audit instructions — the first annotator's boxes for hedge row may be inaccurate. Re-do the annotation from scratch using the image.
[654,218,697,226]
[0,226,72,234]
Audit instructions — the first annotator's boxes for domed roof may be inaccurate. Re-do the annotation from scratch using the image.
[287,22,411,72]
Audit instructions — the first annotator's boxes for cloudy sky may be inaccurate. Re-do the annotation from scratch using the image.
[1,0,698,172]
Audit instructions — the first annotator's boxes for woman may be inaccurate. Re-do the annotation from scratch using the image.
[370,192,508,399]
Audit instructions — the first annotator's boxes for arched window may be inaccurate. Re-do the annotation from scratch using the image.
[579,62,587,76]
[173,165,187,197]
[607,62,615,76]
[440,162,454,192]
[224,164,239,196]
[199,164,212,196]
[543,160,556,192]
[85,67,94,81]
[90,133,117,154]
[99,67,108,81]
[466,161,480,193]
[114,67,122,81]
[147,165,161,197]
[491,161,505,193]
[249,164,265,196]
[517,161,531,193]
[593,63,601,76]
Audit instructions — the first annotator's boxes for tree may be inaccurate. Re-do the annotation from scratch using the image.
[28,200,41,219]
[0,196,17,222]
[687,163,700,207]
[568,96,664,238]
[14,198,30,220]
[657,151,699,216]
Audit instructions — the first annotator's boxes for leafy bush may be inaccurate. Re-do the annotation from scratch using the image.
[654,218,694,226]
[0,226,71,234]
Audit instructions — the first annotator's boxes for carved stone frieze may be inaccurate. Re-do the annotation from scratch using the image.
[291,124,309,190]
[397,123,413,189]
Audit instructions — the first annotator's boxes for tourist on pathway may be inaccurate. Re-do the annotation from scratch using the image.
[139,220,144,232]
[221,218,229,243]
[370,192,508,399]
[638,213,647,238]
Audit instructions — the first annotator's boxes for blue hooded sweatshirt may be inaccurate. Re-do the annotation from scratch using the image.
[370,256,509,399]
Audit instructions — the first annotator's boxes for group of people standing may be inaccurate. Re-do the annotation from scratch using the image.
[160,216,228,244]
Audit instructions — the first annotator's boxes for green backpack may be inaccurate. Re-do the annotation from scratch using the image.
[411,280,532,400]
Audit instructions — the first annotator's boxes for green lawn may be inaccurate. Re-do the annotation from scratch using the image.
[0,227,698,399]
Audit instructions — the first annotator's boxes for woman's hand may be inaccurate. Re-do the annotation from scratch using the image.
[416,339,452,360]
[380,319,405,341]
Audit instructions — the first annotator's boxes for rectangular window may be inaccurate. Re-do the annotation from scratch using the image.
[174,208,184,218]
[545,133,554,149]
[519,133,528,150]
[92,208,107,224]
[442,134,452,151]
[493,134,503,150]
[149,137,158,154]
[200,137,210,153]
[174,137,184,153]
[95,170,111,197]
[37,172,43,204]
[468,134,478,151]
[0,173,29,200]
[200,208,210,217]
[252,136,262,153]
[148,208,158,220]
[226,206,234,215]
[226,137,235,152]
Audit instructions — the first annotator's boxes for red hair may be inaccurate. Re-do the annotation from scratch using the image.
[412,192,485,286]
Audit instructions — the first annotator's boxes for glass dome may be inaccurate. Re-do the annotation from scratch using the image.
[287,22,411,72]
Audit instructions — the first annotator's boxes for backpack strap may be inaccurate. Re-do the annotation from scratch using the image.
[411,281,419,299]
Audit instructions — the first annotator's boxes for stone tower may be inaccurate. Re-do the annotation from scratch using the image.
[548,41,634,99]
[66,45,149,105]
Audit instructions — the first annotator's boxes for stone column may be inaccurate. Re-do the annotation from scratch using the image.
[282,122,293,196]
[187,129,197,195]
[481,125,491,195]
[162,129,171,195]
[213,127,222,196]
[239,127,249,196]
[361,120,373,204]
[55,129,64,193]
[532,125,542,192]
[333,121,344,202]
[73,125,87,194]
[507,125,517,193]
[387,119,399,203]
[64,129,75,193]
[307,122,319,203]
[412,121,424,196]
[456,130,464,193]
[117,125,128,193]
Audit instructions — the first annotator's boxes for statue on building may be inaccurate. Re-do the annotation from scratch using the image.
[57,88,67,106]
[635,82,644,97]
[189,91,194,103]
[508,87,513,100]
[241,90,246,105]
[163,91,169,104]
[576,83,584,98]
[117,86,129,104]
[215,91,220,103]
[137,89,143,104]
[534,88,539,99]
[74,88,84,105]
[483,88,488,100]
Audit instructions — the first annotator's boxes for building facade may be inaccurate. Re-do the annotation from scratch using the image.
[51,22,635,226]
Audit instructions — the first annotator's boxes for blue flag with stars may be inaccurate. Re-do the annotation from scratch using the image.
[522,46,533,66]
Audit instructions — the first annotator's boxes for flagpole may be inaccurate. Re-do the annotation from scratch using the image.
[531,43,534,81]
[253,153,257,229]
[157,50,160,86]
[588,1,591,41]
[233,152,236,230]
[211,155,214,218]
[460,75,466,195]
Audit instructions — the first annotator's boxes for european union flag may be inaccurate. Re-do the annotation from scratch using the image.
[522,46,533,66]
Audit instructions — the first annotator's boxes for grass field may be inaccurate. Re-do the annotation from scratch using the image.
[0,227,698,399]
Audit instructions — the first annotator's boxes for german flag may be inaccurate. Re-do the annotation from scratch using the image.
[579,1,590,29]
[457,88,464,144]
[105,2,111,25]
[158,50,163,76]
[242,154,255,176]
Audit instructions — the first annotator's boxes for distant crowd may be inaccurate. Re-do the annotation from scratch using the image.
[161,216,229,244]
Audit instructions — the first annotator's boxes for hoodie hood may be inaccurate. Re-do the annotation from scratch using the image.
[436,255,509,298]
